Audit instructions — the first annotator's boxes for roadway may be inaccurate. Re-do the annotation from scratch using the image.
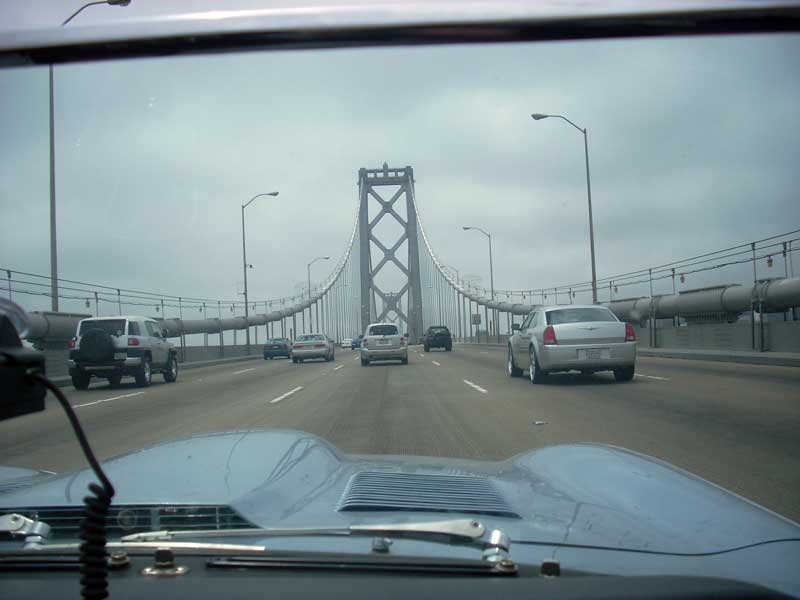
[1,345,798,522]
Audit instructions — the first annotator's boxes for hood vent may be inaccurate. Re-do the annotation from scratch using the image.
[4,505,253,538]
[338,471,518,518]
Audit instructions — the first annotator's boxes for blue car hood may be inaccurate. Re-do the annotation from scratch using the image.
[1,429,797,554]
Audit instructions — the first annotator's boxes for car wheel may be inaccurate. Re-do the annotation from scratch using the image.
[108,373,122,387]
[614,366,635,382]
[423,345,429,353]
[134,356,152,387]
[446,345,452,352]
[163,354,178,383]
[529,348,547,384]
[401,355,408,364]
[361,358,369,367]
[71,371,90,390]
[507,346,523,377]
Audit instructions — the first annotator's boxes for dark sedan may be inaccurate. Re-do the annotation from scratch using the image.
[351,335,364,349]
[263,338,292,359]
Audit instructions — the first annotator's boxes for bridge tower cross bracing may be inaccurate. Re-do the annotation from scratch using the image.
[358,164,424,343]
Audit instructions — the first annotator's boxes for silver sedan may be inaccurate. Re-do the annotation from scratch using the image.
[292,333,335,363]
[508,305,636,383]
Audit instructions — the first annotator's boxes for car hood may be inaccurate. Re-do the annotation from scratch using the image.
[1,429,797,554]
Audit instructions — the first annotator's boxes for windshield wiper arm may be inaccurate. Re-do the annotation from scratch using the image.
[120,518,514,567]
[120,517,486,544]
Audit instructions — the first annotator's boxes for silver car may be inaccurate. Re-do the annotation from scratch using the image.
[292,333,335,363]
[360,323,408,365]
[508,305,636,383]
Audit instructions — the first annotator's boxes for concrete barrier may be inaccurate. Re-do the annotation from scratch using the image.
[42,345,265,381]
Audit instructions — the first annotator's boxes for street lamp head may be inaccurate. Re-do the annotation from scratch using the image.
[108,0,131,6]
[462,226,471,231]
[531,113,549,120]
[323,256,330,260]
[267,191,279,197]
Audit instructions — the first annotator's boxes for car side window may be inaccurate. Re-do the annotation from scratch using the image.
[128,321,141,336]
[521,312,535,330]
[145,321,160,338]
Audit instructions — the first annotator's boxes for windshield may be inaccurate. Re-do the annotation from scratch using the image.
[0,15,798,557]
[546,308,618,325]
[78,319,127,336]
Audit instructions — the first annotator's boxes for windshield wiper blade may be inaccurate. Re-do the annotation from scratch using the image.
[120,518,486,543]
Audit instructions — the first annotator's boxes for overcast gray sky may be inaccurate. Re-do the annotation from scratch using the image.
[1,24,799,315]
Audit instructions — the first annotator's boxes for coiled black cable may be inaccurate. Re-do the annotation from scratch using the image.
[33,374,115,600]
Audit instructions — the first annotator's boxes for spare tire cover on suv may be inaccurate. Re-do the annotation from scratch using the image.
[79,328,116,363]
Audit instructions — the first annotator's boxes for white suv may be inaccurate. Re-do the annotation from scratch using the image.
[360,323,408,366]
[67,316,178,389]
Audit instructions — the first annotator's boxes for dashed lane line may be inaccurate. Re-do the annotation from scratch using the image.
[432,361,441,367]
[233,368,256,374]
[269,386,304,404]
[463,380,488,394]
[334,365,344,371]
[73,391,145,409]
[635,374,670,381]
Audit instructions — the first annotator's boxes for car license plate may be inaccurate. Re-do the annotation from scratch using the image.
[578,348,608,360]
[379,339,390,345]
[114,352,126,360]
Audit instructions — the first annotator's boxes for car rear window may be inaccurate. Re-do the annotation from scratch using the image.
[296,334,325,341]
[429,327,449,334]
[79,319,127,336]
[546,308,618,325]
[368,325,398,336]
[267,338,285,343]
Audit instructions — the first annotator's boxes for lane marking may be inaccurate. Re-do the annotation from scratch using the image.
[233,368,256,374]
[270,386,304,404]
[635,374,669,381]
[334,365,344,371]
[353,357,359,362]
[463,379,488,394]
[432,361,441,367]
[73,391,145,409]
[479,351,488,354]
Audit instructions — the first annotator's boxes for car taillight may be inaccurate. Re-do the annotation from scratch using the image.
[67,338,75,349]
[625,322,636,342]
[314,343,325,348]
[129,337,140,346]
[362,338,368,347]
[543,326,557,346]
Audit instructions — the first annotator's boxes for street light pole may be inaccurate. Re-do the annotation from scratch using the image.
[241,191,279,354]
[531,113,598,303]
[56,1,132,311]
[462,226,496,342]
[307,256,330,331]
[49,64,58,311]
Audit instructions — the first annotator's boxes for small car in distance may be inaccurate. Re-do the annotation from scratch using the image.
[341,338,352,349]
[422,325,452,352]
[263,338,292,359]
[292,333,335,363]
[351,335,364,349]
[360,323,408,366]
[508,305,636,383]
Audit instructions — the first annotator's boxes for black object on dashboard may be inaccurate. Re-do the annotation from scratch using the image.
[0,313,46,421]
